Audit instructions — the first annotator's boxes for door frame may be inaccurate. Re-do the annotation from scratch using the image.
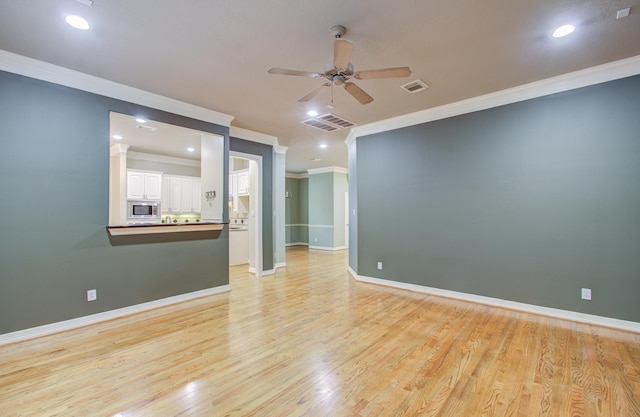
[230,151,263,277]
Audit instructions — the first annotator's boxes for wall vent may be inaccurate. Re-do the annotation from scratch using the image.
[301,113,356,132]
[401,79,429,94]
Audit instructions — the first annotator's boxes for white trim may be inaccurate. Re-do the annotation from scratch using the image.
[0,49,234,127]
[307,166,349,175]
[348,270,640,334]
[286,172,309,179]
[128,151,201,167]
[262,269,276,276]
[286,223,309,227]
[309,245,346,251]
[345,54,640,145]
[230,126,287,154]
[0,285,230,346]
[286,242,309,247]
[309,224,333,229]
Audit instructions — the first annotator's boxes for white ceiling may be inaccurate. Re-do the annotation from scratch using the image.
[2,0,640,173]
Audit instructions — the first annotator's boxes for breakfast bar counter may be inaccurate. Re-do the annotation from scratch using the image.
[107,222,227,236]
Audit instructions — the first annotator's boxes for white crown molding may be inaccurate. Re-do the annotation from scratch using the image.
[286,172,309,179]
[0,285,230,346]
[0,49,234,127]
[127,151,201,167]
[347,268,640,334]
[230,126,287,153]
[346,54,640,144]
[307,166,349,175]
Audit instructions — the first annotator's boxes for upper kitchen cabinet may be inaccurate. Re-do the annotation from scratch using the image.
[162,175,202,213]
[127,170,162,200]
[237,171,249,195]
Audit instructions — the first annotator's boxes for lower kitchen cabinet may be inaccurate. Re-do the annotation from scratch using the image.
[229,229,249,266]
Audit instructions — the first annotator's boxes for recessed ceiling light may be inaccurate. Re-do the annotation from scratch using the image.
[187,147,195,152]
[311,157,322,161]
[552,24,575,38]
[112,134,123,140]
[65,15,90,30]
[307,110,319,117]
[135,118,147,124]
[319,144,328,149]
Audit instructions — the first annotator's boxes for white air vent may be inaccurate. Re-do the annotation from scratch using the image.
[302,118,339,132]
[301,113,356,132]
[317,113,356,128]
[401,79,429,94]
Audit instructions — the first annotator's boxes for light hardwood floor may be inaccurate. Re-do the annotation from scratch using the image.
[1,247,639,416]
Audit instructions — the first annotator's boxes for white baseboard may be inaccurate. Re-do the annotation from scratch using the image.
[347,267,640,334]
[0,285,230,346]
[286,242,309,247]
[308,245,346,251]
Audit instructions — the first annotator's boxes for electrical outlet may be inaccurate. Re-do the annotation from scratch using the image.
[377,261,383,270]
[87,289,97,302]
[581,288,592,300]
[314,237,318,242]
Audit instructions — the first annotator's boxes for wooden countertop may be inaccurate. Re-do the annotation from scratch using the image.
[107,222,226,236]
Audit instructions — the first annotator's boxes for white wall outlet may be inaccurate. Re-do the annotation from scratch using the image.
[87,289,97,302]
[581,288,592,300]
[377,261,383,270]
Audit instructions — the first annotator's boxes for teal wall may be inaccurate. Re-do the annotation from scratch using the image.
[285,177,308,245]
[353,75,640,322]
[308,173,334,248]
[0,70,230,334]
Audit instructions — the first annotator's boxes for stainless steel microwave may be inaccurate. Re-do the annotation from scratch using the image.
[127,200,161,221]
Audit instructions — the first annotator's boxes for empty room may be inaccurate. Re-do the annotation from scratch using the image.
[1,1,639,416]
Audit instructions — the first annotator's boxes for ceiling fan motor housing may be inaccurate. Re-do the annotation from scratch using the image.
[323,62,354,82]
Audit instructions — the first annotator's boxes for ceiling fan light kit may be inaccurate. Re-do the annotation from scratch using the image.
[267,25,412,106]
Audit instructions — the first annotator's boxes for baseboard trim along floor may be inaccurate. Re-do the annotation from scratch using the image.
[348,266,640,334]
[0,285,230,346]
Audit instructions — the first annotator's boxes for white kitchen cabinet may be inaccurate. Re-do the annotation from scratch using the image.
[229,170,249,212]
[192,178,202,212]
[162,175,201,213]
[237,171,249,195]
[127,170,162,200]
[229,229,249,266]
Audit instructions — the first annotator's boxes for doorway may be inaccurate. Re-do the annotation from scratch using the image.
[229,152,263,277]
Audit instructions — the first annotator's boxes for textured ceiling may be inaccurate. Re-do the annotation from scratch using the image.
[1,0,640,172]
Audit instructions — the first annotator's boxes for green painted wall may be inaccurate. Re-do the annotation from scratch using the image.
[308,173,334,248]
[285,177,309,245]
[0,70,230,334]
[354,75,640,322]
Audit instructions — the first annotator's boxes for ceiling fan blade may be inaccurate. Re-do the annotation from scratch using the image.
[298,83,331,102]
[333,39,354,71]
[354,66,412,80]
[344,82,374,105]
[267,67,324,78]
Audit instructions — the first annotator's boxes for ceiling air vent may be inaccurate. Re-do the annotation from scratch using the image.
[401,79,429,94]
[302,118,339,132]
[301,113,356,132]
[317,113,356,128]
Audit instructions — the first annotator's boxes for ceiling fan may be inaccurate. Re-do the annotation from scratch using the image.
[267,26,411,105]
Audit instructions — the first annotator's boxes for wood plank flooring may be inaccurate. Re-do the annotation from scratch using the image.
[1,246,639,416]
